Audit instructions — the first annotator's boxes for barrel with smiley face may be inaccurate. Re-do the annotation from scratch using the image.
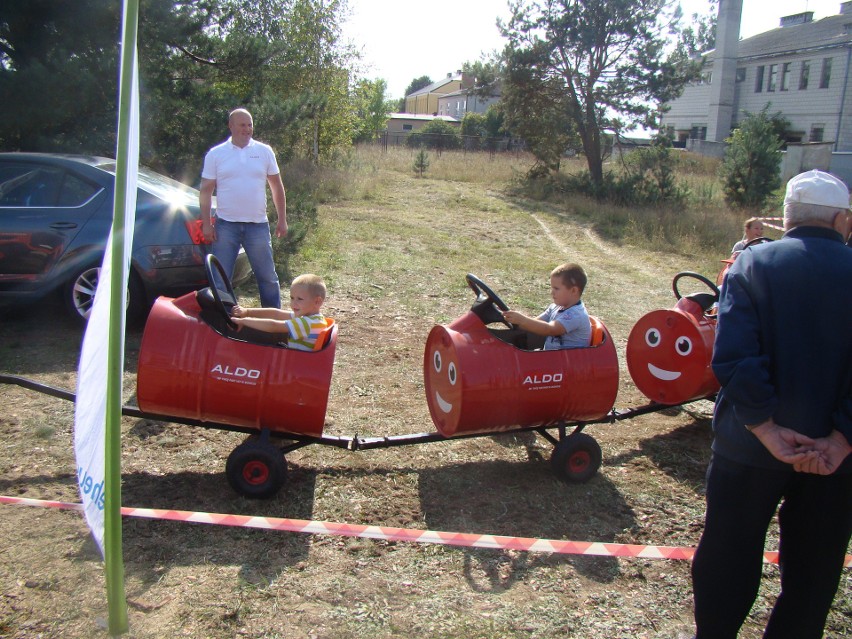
[423,311,619,437]
[626,281,719,405]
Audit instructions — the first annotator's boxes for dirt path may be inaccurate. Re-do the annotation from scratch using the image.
[0,164,847,639]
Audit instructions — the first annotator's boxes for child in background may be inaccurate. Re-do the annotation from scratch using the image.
[730,217,765,255]
[502,263,591,350]
[231,274,327,351]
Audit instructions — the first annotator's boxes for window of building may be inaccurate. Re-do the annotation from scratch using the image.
[767,64,778,91]
[690,125,707,141]
[799,60,810,89]
[755,66,765,92]
[736,68,746,82]
[820,57,832,88]
[780,63,791,91]
[810,124,825,142]
[402,124,413,131]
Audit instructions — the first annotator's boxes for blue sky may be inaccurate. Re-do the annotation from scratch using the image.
[341,0,844,100]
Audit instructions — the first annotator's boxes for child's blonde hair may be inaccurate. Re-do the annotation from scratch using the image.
[292,274,326,300]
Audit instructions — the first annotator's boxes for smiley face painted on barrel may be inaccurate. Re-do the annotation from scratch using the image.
[626,310,707,403]
[423,326,463,434]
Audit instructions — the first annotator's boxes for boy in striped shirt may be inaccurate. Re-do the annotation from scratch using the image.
[231,274,327,351]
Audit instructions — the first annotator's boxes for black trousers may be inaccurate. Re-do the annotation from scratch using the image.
[692,454,851,639]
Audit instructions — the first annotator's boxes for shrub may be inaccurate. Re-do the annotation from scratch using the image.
[720,106,783,209]
[406,120,462,151]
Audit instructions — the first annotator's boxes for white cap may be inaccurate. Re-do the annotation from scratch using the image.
[783,169,850,210]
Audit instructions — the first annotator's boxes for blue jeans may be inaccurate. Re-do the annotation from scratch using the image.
[213,219,281,308]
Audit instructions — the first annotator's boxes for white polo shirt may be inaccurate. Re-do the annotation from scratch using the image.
[201,137,280,223]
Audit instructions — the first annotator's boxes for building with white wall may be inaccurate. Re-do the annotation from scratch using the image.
[662,2,852,152]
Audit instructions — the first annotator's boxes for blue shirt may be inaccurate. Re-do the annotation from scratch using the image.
[711,225,852,471]
[539,301,591,350]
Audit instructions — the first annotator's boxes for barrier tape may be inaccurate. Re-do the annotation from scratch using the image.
[3,495,851,566]
[758,216,784,232]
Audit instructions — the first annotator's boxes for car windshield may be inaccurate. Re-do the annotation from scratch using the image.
[94,161,199,207]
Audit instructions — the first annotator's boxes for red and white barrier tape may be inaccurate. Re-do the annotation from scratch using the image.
[4,495,850,566]
[758,216,784,232]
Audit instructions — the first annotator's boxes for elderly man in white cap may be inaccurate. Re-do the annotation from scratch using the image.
[691,169,852,639]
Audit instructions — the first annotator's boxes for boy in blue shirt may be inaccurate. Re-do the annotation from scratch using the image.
[502,263,591,350]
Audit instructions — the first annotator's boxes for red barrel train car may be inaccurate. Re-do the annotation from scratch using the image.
[121,258,720,498]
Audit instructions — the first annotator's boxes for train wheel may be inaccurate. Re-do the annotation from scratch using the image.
[550,433,602,483]
[226,439,288,498]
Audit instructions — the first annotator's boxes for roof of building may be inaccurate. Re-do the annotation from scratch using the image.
[407,75,463,97]
[702,11,852,62]
[388,113,461,123]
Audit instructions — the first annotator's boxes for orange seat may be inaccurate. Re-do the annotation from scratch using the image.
[312,318,336,351]
[589,316,605,347]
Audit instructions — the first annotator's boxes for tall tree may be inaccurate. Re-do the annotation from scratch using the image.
[0,0,357,171]
[265,0,355,164]
[0,0,121,152]
[352,78,391,142]
[679,0,717,57]
[500,0,700,184]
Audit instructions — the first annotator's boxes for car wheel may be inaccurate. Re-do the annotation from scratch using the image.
[64,265,144,323]
[550,432,602,483]
[226,438,288,498]
[65,265,101,322]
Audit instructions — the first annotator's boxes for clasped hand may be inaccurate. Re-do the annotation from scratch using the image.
[750,421,851,475]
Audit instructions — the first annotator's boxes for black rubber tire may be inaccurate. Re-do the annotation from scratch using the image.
[550,432,602,483]
[64,264,146,323]
[225,438,288,498]
[64,264,101,322]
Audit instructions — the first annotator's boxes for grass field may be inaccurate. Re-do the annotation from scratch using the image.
[0,146,847,638]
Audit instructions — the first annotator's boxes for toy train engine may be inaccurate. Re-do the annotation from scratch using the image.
[626,272,720,405]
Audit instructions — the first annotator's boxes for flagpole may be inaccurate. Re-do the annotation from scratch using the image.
[104,0,140,634]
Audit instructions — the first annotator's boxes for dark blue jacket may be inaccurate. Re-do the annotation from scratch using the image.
[711,225,852,471]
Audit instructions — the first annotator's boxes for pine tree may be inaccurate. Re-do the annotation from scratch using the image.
[413,148,430,177]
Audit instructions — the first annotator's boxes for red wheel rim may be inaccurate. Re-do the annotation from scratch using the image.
[568,451,590,473]
[242,461,270,485]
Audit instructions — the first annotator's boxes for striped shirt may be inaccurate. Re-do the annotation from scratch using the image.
[284,314,327,351]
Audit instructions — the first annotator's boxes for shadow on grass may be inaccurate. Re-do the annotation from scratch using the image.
[418,458,633,587]
[607,411,714,491]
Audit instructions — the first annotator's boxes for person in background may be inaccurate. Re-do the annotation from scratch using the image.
[691,169,852,639]
[502,262,591,350]
[231,274,327,351]
[730,217,765,255]
[200,108,287,308]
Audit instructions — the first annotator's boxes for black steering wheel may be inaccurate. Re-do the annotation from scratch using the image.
[743,236,772,249]
[466,273,512,328]
[204,253,237,328]
[673,271,720,311]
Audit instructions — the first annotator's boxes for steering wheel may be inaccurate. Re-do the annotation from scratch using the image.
[743,236,772,249]
[204,253,237,328]
[466,273,512,328]
[673,271,720,308]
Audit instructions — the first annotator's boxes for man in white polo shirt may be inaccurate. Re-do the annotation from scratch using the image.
[199,108,288,308]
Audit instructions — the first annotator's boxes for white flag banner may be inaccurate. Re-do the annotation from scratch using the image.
[74,53,139,555]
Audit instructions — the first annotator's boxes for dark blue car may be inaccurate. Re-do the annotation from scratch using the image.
[0,153,252,321]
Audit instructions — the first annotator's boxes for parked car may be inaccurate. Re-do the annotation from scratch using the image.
[0,152,252,321]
